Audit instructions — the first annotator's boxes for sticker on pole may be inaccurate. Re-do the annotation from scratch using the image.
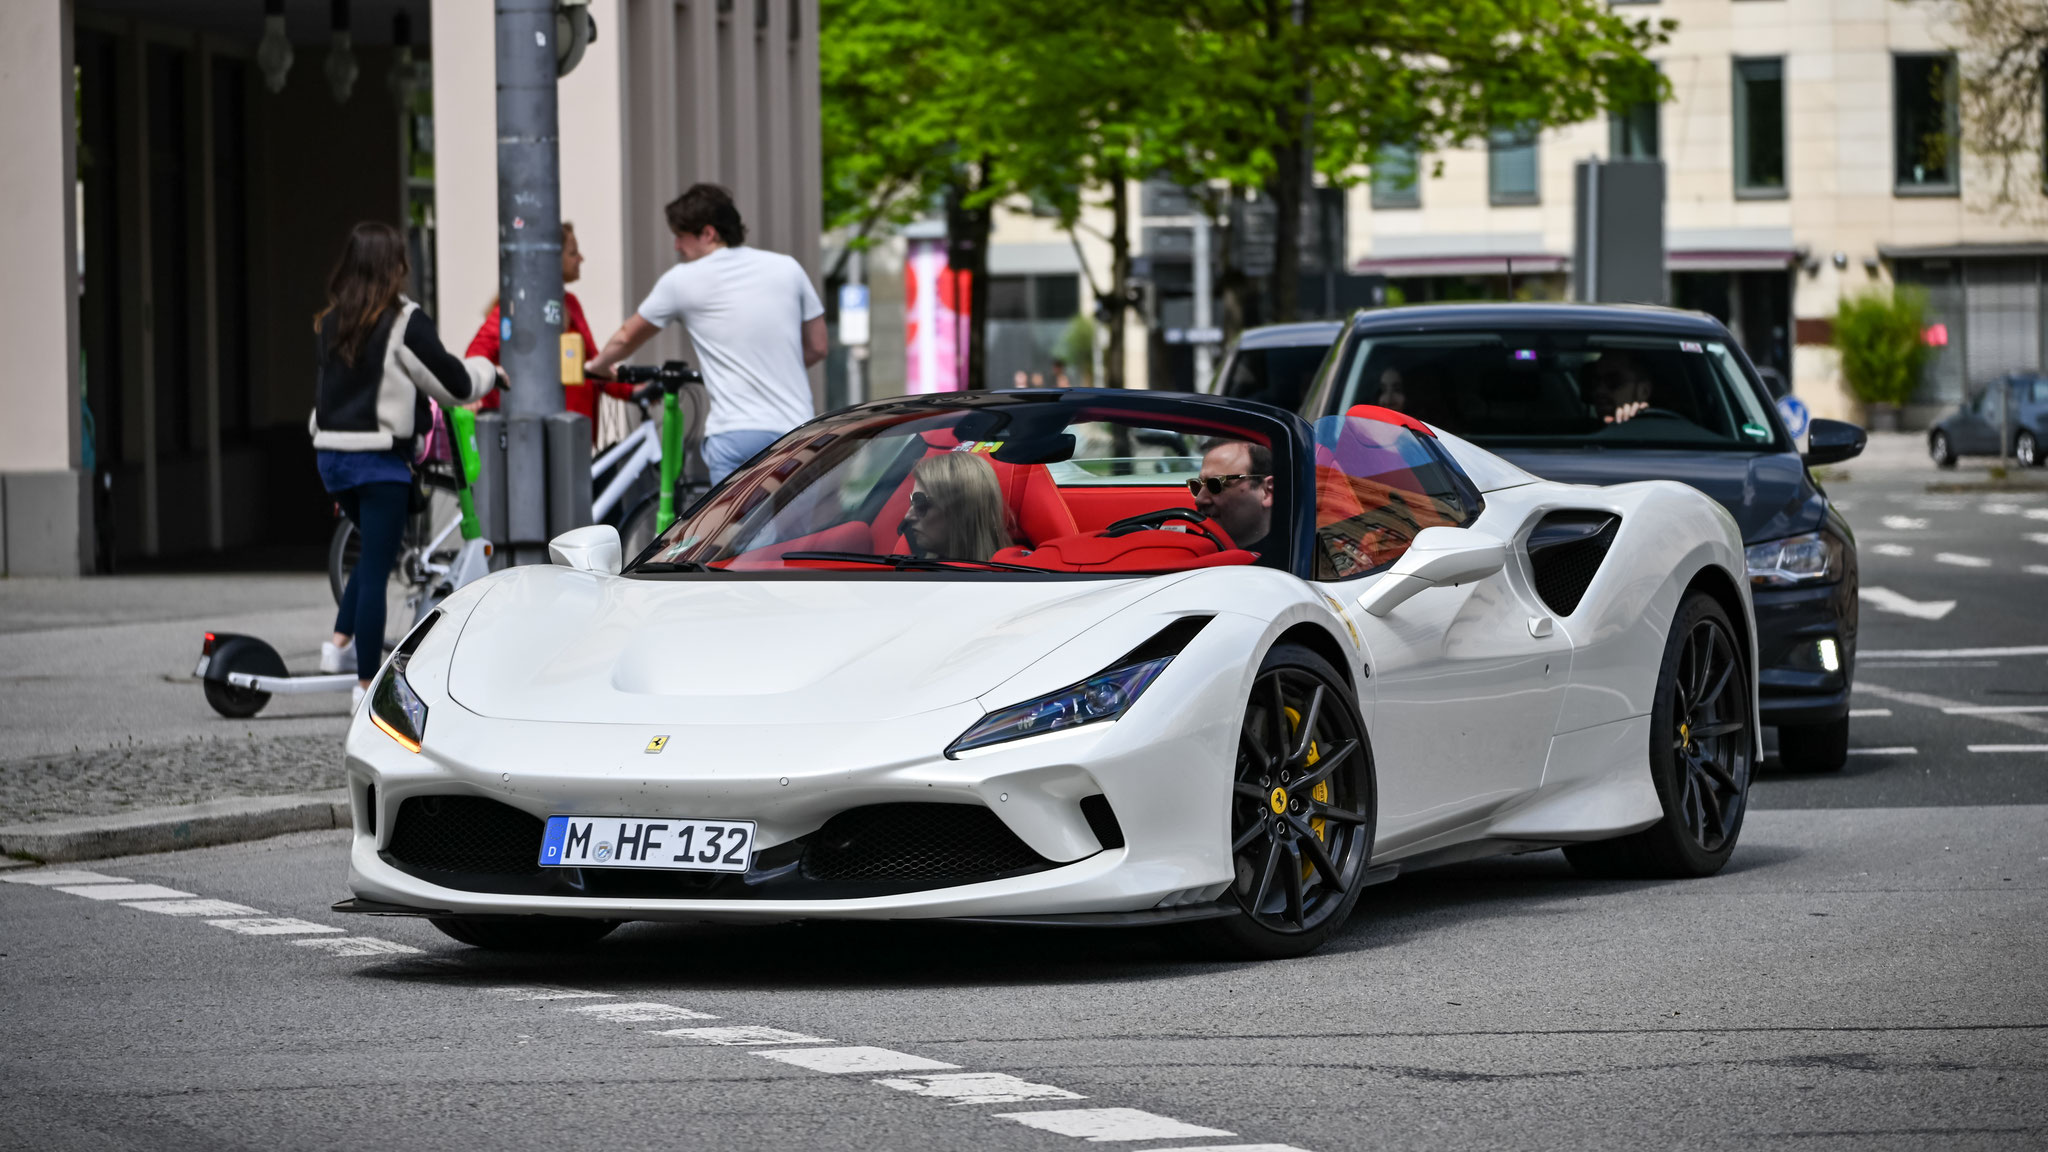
[1776,395,1810,439]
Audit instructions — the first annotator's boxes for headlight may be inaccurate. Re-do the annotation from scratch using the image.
[368,612,440,752]
[1745,531,1843,587]
[947,657,1173,756]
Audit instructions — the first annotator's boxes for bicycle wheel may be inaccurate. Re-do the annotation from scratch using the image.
[328,519,356,606]
[331,521,426,652]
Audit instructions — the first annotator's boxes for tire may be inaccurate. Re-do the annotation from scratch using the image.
[328,518,356,606]
[1929,431,1957,469]
[1185,642,1377,960]
[620,493,662,566]
[202,677,269,719]
[2018,430,2041,469]
[330,519,425,651]
[429,916,621,951]
[1565,593,1754,879]
[1777,715,1849,773]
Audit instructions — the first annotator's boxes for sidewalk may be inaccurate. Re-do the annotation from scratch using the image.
[0,575,351,830]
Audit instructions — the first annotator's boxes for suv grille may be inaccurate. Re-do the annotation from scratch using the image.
[802,803,1052,883]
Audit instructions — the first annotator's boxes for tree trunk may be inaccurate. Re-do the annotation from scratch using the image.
[945,173,993,389]
[1105,171,1130,390]
[1219,187,1249,348]
[1268,144,1302,324]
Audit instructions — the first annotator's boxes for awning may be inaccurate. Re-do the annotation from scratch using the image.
[1667,249,1796,272]
[1879,241,2048,261]
[1351,253,1566,278]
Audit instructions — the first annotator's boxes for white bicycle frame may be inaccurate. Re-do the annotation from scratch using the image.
[591,415,664,522]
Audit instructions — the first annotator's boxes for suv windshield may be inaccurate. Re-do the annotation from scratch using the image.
[1219,342,1332,413]
[628,395,1290,576]
[1322,329,1785,451]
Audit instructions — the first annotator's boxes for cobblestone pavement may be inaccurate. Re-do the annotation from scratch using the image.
[0,732,345,825]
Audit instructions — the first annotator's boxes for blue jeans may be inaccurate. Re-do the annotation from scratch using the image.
[704,429,782,485]
[332,482,410,681]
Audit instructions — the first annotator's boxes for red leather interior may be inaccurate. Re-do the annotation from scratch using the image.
[994,529,1256,573]
[1060,484,1196,533]
[986,458,1080,544]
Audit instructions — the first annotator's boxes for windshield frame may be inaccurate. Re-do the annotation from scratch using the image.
[622,389,1322,580]
[1305,316,1795,455]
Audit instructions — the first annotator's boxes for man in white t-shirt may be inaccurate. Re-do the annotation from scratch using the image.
[587,183,828,483]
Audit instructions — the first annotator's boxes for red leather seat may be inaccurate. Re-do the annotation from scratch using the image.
[985,458,1079,546]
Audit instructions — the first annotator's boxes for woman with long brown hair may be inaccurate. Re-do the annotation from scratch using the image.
[310,221,497,704]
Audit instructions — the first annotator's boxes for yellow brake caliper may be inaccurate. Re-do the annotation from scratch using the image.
[1283,705,1330,882]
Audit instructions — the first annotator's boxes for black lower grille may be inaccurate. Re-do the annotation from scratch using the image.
[386,795,544,876]
[802,803,1052,883]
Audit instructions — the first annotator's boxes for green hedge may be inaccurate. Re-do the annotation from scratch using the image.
[1833,286,1931,408]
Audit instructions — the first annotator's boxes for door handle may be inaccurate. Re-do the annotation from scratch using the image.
[1528,615,1554,638]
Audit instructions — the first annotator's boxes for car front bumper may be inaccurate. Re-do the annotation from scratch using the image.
[1751,575,1857,729]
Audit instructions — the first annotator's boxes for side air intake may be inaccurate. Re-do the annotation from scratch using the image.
[1526,512,1620,617]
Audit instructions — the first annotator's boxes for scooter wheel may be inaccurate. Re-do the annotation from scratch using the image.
[203,677,269,719]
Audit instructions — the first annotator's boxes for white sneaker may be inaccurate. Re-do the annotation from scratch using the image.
[321,638,356,675]
[352,683,368,712]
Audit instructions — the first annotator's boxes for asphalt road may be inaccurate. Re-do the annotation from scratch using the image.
[3,454,2044,1151]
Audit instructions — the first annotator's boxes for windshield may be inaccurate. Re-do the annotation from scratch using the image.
[629,395,1290,576]
[1218,342,1333,413]
[1325,330,1786,451]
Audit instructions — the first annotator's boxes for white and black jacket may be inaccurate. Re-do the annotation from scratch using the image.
[309,298,495,452]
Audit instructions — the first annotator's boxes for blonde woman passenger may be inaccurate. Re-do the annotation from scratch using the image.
[900,452,1012,560]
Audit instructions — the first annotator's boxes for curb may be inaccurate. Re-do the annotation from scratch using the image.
[0,790,351,864]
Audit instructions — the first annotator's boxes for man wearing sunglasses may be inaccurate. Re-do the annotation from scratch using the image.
[1189,439,1274,557]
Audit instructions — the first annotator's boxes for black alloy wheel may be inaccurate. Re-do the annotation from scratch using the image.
[1930,431,1957,469]
[429,915,622,951]
[1567,593,1753,878]
[1191,642,1376,959]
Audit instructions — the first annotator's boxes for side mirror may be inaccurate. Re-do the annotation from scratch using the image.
[1804,418,1866,466]
[1356,526,1508,618]
[548,524,622,575]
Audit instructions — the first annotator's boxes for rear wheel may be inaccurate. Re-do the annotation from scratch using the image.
[202,677,268,719]
[1566,593,1753,879]
[1929,431,1957,469]
[1188,643,1375,960]
[1777,715,1849,773]
[429,916,621,951]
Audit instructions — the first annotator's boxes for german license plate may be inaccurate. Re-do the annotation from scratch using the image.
[539,816,756,873]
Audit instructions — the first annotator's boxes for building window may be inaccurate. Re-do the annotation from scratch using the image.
[1488,126,1539,206]
[1894,53,1959,194]
[1609,99,1660,161]
[1733,57,1786,198]
[1371,143,1421,209]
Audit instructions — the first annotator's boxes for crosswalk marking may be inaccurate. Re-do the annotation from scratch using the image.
[874,1072,1085,1105]
[995,1108,1235,1142]
[757,1046,958,1073]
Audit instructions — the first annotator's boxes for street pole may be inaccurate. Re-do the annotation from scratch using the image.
[847,248,867,405]
[496,0,565,565]
[1192,206,1214,389]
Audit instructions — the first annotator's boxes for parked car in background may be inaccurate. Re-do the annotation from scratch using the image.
[1928,374,2048,468]
[1205,321,1342,413]
[1298,303,1866,771]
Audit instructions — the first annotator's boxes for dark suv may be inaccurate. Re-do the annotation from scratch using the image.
[1299,303,1866,770]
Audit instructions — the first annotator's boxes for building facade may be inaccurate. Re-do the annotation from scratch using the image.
[0,0,820,576]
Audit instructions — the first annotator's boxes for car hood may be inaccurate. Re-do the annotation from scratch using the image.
[443,567,1178,726]
[1488,447,1822,542]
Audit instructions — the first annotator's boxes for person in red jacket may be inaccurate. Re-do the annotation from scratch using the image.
[466,221,636,439]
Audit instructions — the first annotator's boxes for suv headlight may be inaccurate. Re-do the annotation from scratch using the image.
[368,613,440,752]
[947,657,1173,757]
[1745,531,1844,587]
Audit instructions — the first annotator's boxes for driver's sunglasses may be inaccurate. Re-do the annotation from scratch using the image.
[1186,473,1266,496]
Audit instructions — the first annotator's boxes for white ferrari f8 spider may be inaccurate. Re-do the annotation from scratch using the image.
[336,388,1759,958]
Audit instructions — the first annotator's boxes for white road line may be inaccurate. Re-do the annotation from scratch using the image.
[757,1046,959,1074]
[653,1026,833,1046]
[2027,565,2048,576]
[1861,660,2002,669]
[1846,747,1917,756]
[2028,533,2048,545]
[1,870,130,886]
[563,1001,717,1023]
[1943,705,2048,714]
[1861,645,2048,659]
[1859,587,1956,620]
[123,898,265,916]
[1982,503,2023,515]
[1871,543,1915,557]
[1967,745,2048,753]
[1150,1146,1314,1152]
[1934,552,1993,568]
[205,917,344,935]
[1848,709,1893,718]
[2028,508,2048,520]
[874,1072,1085,1106]
[1881,516,1929,530]
[995,1108,1235,1143]
[491,986,614,1001]
[56,883,196,901]
[291,937,424,956]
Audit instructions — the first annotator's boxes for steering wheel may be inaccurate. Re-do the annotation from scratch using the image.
[1610,406,1688,423]
[1101,508,1233,551]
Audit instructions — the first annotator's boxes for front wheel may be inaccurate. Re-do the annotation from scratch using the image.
[430,916,621,951]
[328,518,356,606]
[1186,642,1376,960]
[2018,430,2041,469]
[1930,431,1957,469]
[1566,592,1754,879]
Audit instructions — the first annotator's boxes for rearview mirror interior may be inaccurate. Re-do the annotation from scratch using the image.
[1356,526,1508,618]
[549,524,622,575]
[1803,418,1866,467]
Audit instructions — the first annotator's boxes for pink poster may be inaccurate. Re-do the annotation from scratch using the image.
[905,237,972,393]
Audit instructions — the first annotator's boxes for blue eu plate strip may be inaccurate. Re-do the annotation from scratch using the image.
[539,816,569,865]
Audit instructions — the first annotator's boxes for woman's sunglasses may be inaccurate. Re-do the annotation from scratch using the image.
[908,490,931,514]
[1186,473,1266,496]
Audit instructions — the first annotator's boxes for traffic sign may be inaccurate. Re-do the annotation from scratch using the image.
[1776,394,1810,439]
